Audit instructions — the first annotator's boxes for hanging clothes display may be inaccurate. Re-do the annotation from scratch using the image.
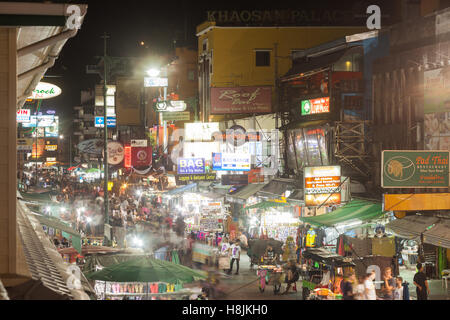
[306,229,317,248]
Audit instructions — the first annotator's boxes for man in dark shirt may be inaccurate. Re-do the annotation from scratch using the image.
[413,263,430,300]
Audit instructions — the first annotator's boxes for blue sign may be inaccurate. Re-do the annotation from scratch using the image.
[177,158,205,174]
[212,153,222,171]
[212,152,251,172]
[95,116,116,128]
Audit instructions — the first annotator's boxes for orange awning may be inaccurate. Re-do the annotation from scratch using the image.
[384,193,450,211]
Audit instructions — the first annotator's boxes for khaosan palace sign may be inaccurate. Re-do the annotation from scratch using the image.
[210,87,272,115]
[301,97,330,116]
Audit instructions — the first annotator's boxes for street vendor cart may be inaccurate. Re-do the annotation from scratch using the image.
[300,248,355,300]
[257,265,283,294]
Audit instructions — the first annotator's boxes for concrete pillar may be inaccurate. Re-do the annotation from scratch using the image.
[0,27,31,286]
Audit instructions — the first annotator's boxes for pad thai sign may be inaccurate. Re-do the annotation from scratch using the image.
[210,87,272,114]
[382,151,449,188]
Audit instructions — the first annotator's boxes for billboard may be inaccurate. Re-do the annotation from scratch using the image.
[304,166,341,207]
[178,158,205,174]
[210,86,272,114]
[382,151,449,188]
[301,97,330,116]
[212,153,251,172]
[22,115,57,128]
[424,67,450,115]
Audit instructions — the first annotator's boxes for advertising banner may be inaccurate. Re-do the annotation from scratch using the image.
[107,142,125,165]
[17,109,31,123]
[212,153,251,171]
[382,150,449,188]
[210,86,272,114]
[17,138,33,152]
[144,77,168,88]
[301,97,330,116]
[28,82,62,100]
[177,158,205,174]
[176,173,217,185]
[124,146,132,168]
[132,146,152,167]
[424,67,450,115]
[304,166,341,207]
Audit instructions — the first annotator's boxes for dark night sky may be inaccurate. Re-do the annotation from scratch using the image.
[14,0,391,137]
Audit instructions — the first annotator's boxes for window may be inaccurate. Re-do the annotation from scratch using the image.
[255,50,271,67]
[202,39,208,52]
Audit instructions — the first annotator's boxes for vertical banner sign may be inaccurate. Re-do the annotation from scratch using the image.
[124,146,132,168]
[382,151,449,188]
[132,146,152,167]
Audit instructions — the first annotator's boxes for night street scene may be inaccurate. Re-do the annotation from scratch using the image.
[1,0,450,307]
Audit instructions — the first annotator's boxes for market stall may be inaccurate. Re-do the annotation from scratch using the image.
[85,256,207,300]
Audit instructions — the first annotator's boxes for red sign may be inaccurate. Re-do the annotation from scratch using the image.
[132,146,152,167]
[124,146,132,168]
[210,86,272,114]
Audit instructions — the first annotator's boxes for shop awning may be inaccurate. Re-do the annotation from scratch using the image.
[164,183,197,196]
[423,220,450,249]
[282,48,350,81]
[385,215,440,240]
[245,200,291,211]
[32,213,82,253]
[299,198,385,227]
[258,178,300,198]
[227,183,267,201]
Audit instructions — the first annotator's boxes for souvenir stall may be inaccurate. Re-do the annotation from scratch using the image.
[85,256,207,300]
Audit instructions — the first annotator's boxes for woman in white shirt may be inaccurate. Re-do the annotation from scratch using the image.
[364,271,377,300]
[353,276,366,300]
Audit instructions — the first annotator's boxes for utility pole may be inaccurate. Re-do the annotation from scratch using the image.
[101,32,110,245]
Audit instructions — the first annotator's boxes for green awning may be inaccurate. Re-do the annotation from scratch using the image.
[299,198,385,227]
[33,214,82,254]
[20,191,55,202]
[245,201,291,211]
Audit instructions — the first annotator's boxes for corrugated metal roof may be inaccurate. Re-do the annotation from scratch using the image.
[16,203,73,298]
[423,219,450,249]
[386,215,440,240]
[227,183,267,200]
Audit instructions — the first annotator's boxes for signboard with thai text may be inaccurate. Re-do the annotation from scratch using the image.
[301,97,330,116]
[304,166,341,207]
[382,151,449,188]
[210,87,272,114]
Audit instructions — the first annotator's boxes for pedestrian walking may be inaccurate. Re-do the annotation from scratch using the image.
[228,239,241,275]
[364,270,377,300]
[341,272,356,300]
[413,263,430,300]
[353,275,366,300]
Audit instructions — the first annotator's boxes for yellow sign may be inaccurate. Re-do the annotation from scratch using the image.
[384,193,450,211]
[45,145,58,151]
[108,182,114,191]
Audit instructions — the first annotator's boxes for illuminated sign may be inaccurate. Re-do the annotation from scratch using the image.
[155,100,187,112]
[95,85,116,107]
[45,145,58,152]
[301,97,330,115]
[22,115,57,128]
[17,109,31,123]
[46,157,57,163]
[95,116,116,128]
[178,158,205,174]
[124,146,132,168]
[144,77,169,88]
[28,82,62,100]
[161,112,191,122]
[176,173,217,185]
[304,166,341,207]
[212,153,251,171]
[131,140,147,147]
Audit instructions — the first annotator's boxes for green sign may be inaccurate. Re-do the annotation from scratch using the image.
[382,151,449,188]
[301,100,312,115]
